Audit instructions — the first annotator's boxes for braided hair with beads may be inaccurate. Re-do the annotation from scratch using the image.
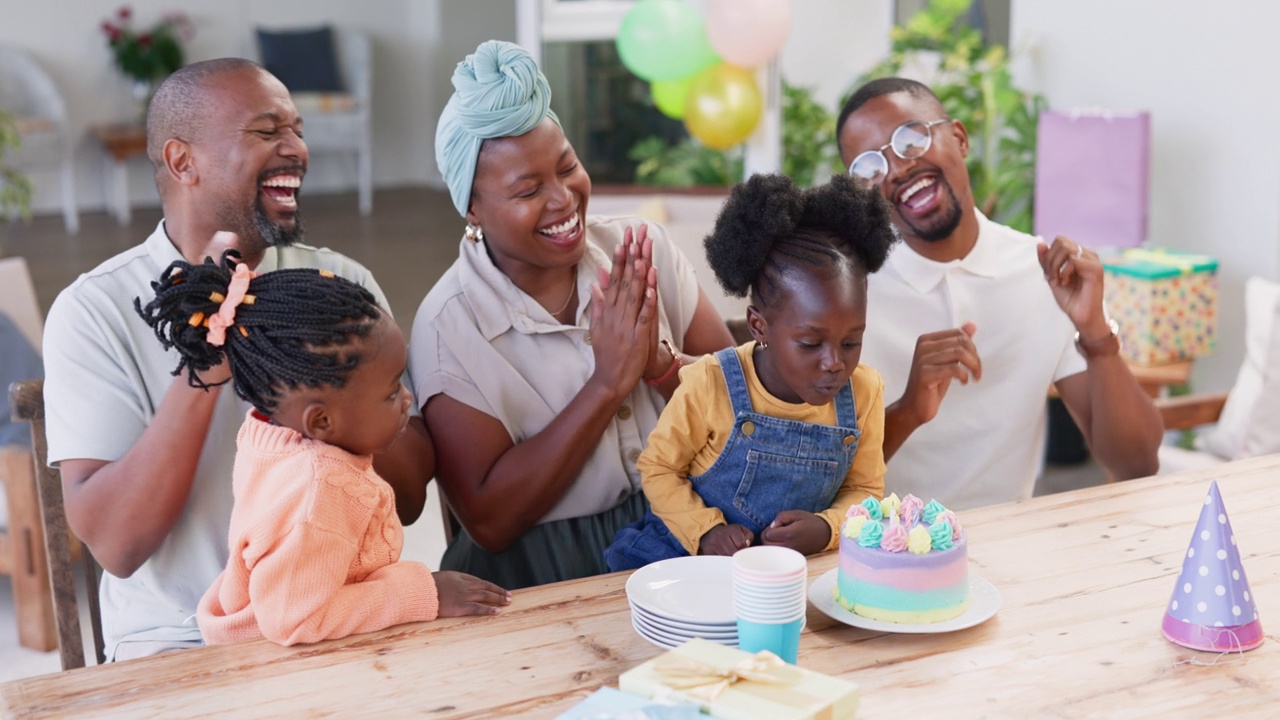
[135,250,383,414]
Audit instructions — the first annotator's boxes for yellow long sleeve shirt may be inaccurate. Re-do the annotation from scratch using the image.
[637,343,886,555]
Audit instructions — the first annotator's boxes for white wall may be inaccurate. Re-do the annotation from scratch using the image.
[1011,0,1280,393]
[778,0,892,111]
[2,0,520,216]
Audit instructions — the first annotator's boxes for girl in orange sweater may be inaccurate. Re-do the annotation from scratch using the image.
[137,250,510,646]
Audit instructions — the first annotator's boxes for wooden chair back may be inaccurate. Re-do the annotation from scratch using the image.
[9,378,105,669]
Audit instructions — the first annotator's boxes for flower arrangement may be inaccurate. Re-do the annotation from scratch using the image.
[100,6,194,86]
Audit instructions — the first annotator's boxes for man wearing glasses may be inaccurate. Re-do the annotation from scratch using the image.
[835,77,1161,510]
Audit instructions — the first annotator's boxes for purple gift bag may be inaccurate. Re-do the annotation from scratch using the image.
[1033,109,1150,248]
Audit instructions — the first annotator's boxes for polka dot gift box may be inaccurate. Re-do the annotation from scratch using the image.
[1102,248,1218,366]
[1162,480,1263,652]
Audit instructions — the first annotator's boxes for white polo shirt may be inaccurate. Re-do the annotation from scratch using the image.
[409,216,699,523]
[860,211,1086,510]
[43,222,388,660]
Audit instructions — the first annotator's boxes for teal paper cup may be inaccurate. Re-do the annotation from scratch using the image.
[736,617,803,664]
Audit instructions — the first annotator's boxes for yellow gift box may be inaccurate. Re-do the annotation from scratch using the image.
[1102,247,1218,366]
[618,638,859,720]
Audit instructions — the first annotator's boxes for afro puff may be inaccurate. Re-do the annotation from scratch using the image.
[703,172,897,306]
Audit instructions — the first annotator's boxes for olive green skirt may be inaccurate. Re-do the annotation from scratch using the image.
[440,491,648,590]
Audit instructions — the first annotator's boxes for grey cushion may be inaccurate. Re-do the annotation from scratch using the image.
[255,26,344,93]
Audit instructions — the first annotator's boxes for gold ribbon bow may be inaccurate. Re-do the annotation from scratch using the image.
[653,650,801,703]
[1122,248,1214,274]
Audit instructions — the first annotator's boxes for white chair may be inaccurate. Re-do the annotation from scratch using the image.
[1157,276,1280,473]
[255,28,373,216]
[0,46,78,234]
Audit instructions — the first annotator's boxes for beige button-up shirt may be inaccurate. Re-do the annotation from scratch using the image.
[409,216,700,523]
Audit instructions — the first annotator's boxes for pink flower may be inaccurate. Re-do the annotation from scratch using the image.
[117,5,132,20]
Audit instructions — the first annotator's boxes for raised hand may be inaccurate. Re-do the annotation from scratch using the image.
[587,225,659,399]
[1037,236,1107,337]
[760,510,830,555]
[699,523,754,556]
[432,571,512,617]
[898,323,982,426]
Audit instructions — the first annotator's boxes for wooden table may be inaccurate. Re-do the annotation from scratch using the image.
[4,456,1278,718]
[88,123,147,227]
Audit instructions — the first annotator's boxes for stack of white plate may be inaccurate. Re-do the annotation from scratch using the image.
[624,556,738,649]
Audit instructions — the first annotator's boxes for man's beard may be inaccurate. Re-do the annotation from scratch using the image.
[896,177,962,244]
[251,193,305,247]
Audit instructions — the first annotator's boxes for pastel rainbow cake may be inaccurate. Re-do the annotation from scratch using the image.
[835,493,970,623]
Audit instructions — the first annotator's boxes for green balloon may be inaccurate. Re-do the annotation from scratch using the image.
[617,0,719,82]
[652,75,695,119]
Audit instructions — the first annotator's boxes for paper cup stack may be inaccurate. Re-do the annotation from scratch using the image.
[732,546,808,663]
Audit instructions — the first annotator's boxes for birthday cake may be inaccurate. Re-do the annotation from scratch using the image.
[835,493,970,623]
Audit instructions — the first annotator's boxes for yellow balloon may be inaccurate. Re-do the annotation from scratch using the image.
[684,64,762,150]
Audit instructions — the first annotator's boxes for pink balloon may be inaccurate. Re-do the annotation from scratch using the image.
[705,0,792,68]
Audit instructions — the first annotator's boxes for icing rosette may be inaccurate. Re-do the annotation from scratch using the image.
[907,525,933,555]
[845,503,870,520]
[879,492,902,521]
[922,499,947,525]
[900,493,923,527]
[857,518,884,548]
[935,510,962,541]
[880,518,908,552]
[842,515,867,539]
[861,496,883,522]
[928,520,954,551]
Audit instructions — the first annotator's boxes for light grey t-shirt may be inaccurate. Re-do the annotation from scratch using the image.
[409,216,699,523]
[42,221,388,660]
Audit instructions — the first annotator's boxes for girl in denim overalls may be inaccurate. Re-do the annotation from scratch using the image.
[606,174,892,571]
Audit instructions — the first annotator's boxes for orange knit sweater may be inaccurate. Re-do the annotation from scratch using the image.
[197,412,439,646]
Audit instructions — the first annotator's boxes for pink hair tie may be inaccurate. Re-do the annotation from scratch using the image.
[206,263,255,346]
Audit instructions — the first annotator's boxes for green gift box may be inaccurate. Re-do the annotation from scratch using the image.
[618,638,859,720]
[1102,247,1218,365]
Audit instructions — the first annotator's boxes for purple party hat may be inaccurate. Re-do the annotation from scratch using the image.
[1162,480,1263,652]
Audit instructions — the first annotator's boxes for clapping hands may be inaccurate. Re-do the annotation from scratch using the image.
[588,225,659,399]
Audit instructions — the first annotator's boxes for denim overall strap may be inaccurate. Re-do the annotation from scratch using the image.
[692,350,863,533]
[832,374,857,428]
[715,346,755,418]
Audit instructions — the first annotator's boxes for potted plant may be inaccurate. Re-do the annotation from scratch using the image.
[859,0,1046,233]
[100,5,194,116]
[0,109,33,221]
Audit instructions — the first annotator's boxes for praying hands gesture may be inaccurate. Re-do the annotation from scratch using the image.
[588,225,659,400]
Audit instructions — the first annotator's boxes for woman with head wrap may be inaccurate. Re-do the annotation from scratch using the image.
[410,40,733,589]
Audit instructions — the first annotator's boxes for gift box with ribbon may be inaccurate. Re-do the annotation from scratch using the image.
[618,638,859,720]
[1102,248,1218,365]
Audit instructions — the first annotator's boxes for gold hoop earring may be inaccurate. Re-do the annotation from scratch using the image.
[465,224,485,243]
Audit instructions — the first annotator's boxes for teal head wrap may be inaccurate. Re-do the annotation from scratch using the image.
[435,40,561,218]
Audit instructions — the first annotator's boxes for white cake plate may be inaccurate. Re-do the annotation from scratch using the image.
[808,568,1001,634]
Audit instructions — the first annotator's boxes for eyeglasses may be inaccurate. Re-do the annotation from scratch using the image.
[847,118,951,187]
